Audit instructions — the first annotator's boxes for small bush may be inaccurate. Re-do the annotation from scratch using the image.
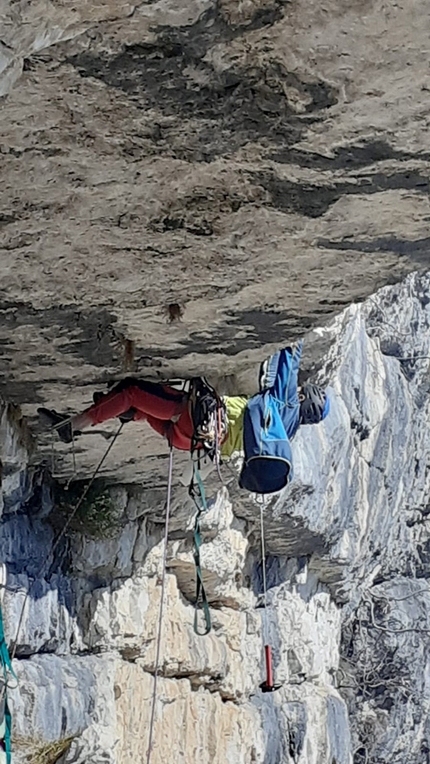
[52,479,120,539]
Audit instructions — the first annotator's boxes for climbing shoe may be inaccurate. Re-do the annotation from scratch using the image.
[37,408,76,444]
[118,408,136,423]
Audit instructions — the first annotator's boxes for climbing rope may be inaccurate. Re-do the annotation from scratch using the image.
[189,463,212,636]
[260,499,268,617]
[70,431,77,484]
[9,421,125,664]
[146,446,174,764]
[0,597,15,764]
[258,497,281,693]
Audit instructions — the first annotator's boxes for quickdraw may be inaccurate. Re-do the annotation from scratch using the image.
[189,464,212,636]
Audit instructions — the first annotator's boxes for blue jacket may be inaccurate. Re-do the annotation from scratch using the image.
[239,343,302,494]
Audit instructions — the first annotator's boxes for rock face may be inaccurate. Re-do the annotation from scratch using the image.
[2,2,430,761]
[1,0,430,487]
[1,273,430,762]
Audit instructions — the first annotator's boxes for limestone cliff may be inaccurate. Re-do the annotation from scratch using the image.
[2,1,430,761]
[1,0,430,490]
[1,274,430,763]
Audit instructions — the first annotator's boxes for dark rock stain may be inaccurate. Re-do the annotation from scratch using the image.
[149,189,246,235]
[0,212,20,228]
[254,169,429,217]
[134,305,343,362]
[0,301,121,369]
[67,6,337,162]
[5,146,64,159]
[0,381,45,405]
[0,198,68,230]
[271,138,430,169]
[318,236,430,266]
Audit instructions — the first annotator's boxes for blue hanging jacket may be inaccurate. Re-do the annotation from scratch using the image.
[239,343,302,494]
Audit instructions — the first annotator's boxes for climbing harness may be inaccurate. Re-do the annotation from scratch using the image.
[189,464,212,636]
[146,446,174,764]
[258,498,281,693]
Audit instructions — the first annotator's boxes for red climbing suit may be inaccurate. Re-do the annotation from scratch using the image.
[83,381,194,451]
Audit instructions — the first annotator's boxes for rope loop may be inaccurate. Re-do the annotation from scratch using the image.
[189,464,212,636]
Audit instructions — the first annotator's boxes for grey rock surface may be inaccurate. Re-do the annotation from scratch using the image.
[1,274,430,761]
[1,0,430,484]
[2,1,430,761]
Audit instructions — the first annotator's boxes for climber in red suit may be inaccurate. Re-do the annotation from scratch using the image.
[38,379,195,451]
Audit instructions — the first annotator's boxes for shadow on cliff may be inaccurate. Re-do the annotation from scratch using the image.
[67,3,337,163]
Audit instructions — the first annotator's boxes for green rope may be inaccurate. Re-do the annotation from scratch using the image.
[190,465,212,636]
[0,604,16,764]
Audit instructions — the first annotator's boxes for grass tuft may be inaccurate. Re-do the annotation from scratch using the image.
[14,736,74,764]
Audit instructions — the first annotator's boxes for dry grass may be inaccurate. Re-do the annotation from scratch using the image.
[13,737,74,764]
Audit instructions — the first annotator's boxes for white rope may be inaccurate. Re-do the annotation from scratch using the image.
[259,497,268,645]
[71,432,77,479]
[146,446,174,764]
[64,431,78,489]
[260,499,267,610]
[50,435,56,476]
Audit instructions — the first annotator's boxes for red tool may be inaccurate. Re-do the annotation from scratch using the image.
[260,644,282,693]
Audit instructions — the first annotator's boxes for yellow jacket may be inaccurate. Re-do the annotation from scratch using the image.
[221,396,249,458]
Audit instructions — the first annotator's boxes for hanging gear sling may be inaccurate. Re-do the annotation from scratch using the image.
[0,603,16,764]
[187,376,227,635]
[189,466,212,636]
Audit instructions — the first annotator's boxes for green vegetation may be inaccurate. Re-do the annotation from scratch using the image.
[53,479,120,539]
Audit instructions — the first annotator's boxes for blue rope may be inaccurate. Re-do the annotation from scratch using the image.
[0,603,16,764]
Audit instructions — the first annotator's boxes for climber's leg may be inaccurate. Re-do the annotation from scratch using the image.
[73,384,186,429]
